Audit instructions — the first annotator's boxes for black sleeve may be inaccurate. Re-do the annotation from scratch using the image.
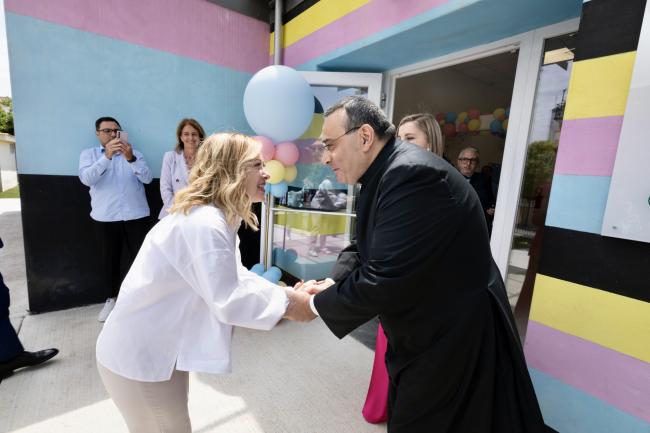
[330,242,360,281]
[314,164,465,338]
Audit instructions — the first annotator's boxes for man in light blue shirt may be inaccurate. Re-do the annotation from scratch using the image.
[79,116,152,322]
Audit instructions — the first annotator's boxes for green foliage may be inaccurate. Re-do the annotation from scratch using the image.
[521,140,558,199]
[0,185,19,198]
[0,97,14,135]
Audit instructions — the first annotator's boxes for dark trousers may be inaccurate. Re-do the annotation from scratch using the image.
[95,217,150,299]
[0,271,23,362]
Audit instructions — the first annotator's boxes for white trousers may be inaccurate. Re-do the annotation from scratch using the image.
[97,362,191,433]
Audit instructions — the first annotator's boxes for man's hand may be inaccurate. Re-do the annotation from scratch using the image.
[283,288,317,322]
[295,278,335,295]
[104,138,122,160]
[120,141,135,162]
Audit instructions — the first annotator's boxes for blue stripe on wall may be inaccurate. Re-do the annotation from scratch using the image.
[545,174,611,234]
[530,368,650,433]
[7,13,254,177]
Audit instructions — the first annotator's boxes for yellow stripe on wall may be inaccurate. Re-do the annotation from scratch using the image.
[563,51,636,120]
[529,274,650,363]
[270,0,370,55]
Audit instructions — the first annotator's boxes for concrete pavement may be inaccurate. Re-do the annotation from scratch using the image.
[0,199,385,433]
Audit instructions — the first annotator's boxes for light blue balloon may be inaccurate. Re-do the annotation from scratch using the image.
[250,263,265,276]
[285,249,298,263]
[262,267,282,284]
[264,183,272,194]
[270,181,288,198]
[272,247,283,262]
[267,266,282,279]
[445,112,457,123]
[490,119,503,133]
[243,65,315,142]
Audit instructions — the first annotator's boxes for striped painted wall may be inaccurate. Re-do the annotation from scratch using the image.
[525,0,650,431]
[5,0,269,177]
[4,0,270,311]
[273,0,581,71]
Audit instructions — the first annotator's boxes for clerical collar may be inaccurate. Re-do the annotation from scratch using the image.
[359,136,396,186]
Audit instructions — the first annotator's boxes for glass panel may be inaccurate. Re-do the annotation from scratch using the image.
[507,33,577,340]
[272,211,357,281]
[270,84,368,281]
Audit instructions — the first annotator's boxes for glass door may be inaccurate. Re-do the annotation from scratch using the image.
[261,72,382,283]
[505,33,577,340]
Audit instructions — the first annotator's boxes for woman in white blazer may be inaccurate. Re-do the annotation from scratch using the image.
[96,133,308,433]
[158,118,206,219]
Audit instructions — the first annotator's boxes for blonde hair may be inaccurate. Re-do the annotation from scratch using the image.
[169,132,261,230]
[397,113,444,157]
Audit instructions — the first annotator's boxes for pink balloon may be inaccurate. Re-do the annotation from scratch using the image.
[274,142,300,166]
[253,135,275,161]
[443,123,456,138]
[468,108,480,119]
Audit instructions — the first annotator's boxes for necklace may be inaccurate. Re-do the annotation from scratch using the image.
[184,151,195,168]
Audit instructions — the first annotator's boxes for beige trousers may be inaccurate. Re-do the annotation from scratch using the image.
[97,362,191,433]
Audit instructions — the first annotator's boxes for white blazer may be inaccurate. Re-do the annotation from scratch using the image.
[159,150,189,219]
[96,205,288,382]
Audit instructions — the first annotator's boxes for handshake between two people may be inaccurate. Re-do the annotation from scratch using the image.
[282,278,335,323]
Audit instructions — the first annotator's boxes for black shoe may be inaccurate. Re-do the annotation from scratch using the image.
[0,348,59,378]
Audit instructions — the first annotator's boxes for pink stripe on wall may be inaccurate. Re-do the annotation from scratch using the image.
[525,320,650,422]
[283,0,450,67]
[5,0,269,74]
[554,116,623,176]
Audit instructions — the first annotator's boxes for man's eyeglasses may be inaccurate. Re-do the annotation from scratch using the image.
[458,157,479,164]
[314,126,361,157]
[97,128,121,134]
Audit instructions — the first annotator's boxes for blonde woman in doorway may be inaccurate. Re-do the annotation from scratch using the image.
[361,112,445,425]
[159,118,206,218]
[96,133,303,433]
[397,112,444,157]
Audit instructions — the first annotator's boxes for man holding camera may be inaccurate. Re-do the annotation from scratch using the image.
[79,117,152,322]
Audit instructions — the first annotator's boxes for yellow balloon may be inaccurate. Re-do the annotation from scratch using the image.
[438,119,446,126]
[300,114,324,139]
[493,108,506,121]
[265,160,285,184]
[457,111,468,123]
[468,119,481,131]
[503,119,509,130]
[284,164,297,182]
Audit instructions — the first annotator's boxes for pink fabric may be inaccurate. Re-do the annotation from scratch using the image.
[362,323,389,424]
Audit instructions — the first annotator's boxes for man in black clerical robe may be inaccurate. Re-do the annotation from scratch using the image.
[283,96,555,433]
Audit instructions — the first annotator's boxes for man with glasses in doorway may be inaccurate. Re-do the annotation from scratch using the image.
[457,146,496,234]
[79,117,152,322]
[283,96,555,433]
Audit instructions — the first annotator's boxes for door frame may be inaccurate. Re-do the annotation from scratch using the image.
[260,71,383,266]
[383,18,580,277]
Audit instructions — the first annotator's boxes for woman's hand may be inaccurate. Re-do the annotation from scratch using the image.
[294,278,335,295]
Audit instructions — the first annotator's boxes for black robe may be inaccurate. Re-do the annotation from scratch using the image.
[314,139,555,433]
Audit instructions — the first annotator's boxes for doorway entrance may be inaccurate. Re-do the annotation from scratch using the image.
[392,50,519,237]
